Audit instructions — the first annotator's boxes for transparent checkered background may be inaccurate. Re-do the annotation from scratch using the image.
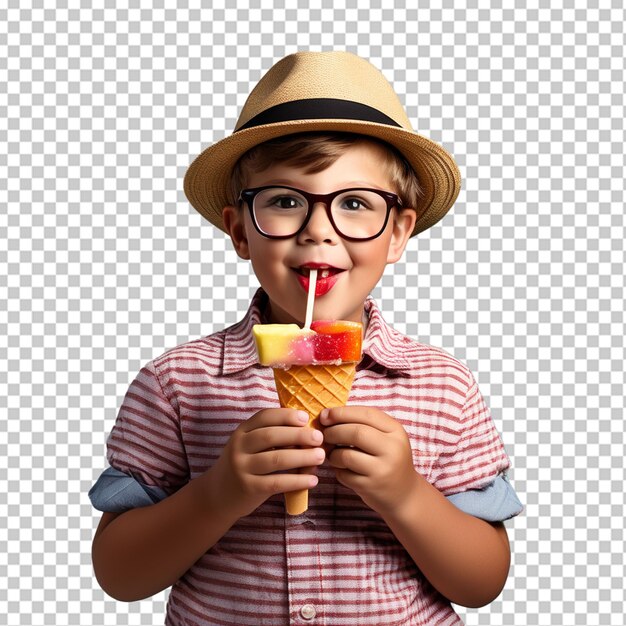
[1,1,624,624]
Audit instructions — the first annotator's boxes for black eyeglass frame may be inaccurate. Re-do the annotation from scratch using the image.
[238,185,403,242]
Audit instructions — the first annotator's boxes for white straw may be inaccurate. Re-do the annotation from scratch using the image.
[303,268,317,330]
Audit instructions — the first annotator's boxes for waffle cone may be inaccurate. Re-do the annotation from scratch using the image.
[273,362,356,515]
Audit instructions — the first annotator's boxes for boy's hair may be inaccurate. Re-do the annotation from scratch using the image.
[229,132,423,211]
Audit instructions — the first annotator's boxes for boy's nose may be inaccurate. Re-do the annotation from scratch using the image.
[297,202,338,244]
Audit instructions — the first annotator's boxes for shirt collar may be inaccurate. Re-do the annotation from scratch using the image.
[221,288,414,375]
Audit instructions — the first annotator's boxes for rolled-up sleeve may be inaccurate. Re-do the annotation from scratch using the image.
[88,466,169,512]
[435,370,523,521]
[445,474,523,521]
[90,362,189,513]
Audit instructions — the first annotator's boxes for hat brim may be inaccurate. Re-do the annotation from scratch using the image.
[184,119,461,237]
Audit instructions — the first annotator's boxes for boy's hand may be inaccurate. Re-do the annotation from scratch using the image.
[207,408,325,520]
[320,406,420,516]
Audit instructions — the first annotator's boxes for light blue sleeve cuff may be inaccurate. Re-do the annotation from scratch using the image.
[445,474,523,522]
[88,466,169,513]
[90,467,523,521]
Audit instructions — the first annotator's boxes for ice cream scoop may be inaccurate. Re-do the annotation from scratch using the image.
[253,320,362,367]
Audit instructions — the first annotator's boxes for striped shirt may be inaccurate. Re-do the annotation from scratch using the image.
[105,289,512,625]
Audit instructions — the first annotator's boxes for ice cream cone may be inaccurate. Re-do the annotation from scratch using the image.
[273,362,356,515]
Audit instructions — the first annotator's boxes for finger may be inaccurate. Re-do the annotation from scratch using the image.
[261,472,319,497]
[333,467,369,493]
[319,406,395,433]
[244,425,323,454]
[245,472,319,500]
[328,446,373,475]
[322,423,382,456]
[241,408,309,433]
[247,446,325,476]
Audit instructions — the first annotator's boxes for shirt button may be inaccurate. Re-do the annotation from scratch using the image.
[300,604,316,620]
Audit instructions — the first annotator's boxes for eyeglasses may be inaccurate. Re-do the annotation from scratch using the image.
[239,186,403,241]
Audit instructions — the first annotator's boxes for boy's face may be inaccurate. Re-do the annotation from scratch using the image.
[223,142,416,325]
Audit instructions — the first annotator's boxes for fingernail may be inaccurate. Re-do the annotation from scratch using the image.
[311,430,323,444]
[314,448,325,461]
[297,411,309,423]
[319,409,329,423]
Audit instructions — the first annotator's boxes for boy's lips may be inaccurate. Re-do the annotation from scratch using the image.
[292,264,345,297]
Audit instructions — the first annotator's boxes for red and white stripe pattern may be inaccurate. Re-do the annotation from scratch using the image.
[106,290,510,625]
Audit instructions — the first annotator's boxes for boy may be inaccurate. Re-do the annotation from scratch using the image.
[90,51,522,625]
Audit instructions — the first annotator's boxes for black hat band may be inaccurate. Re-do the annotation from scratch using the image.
[236,98,403,132]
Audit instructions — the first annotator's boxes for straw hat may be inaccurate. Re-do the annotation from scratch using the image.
[184,51,461,237]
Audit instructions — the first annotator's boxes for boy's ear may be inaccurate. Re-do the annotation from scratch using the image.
[386,208,417,264]
[222,205,250,260]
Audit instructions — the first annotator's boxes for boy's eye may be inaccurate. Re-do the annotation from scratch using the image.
[338,196,369,211]
[273,195,302,209]
[345,198,364,210]
[256,190,307,210]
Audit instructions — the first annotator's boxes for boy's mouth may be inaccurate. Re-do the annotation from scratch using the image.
[292,264,345,296]
[294,265,343,279]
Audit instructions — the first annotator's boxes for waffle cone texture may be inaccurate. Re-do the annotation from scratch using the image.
[273,362,356,515]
